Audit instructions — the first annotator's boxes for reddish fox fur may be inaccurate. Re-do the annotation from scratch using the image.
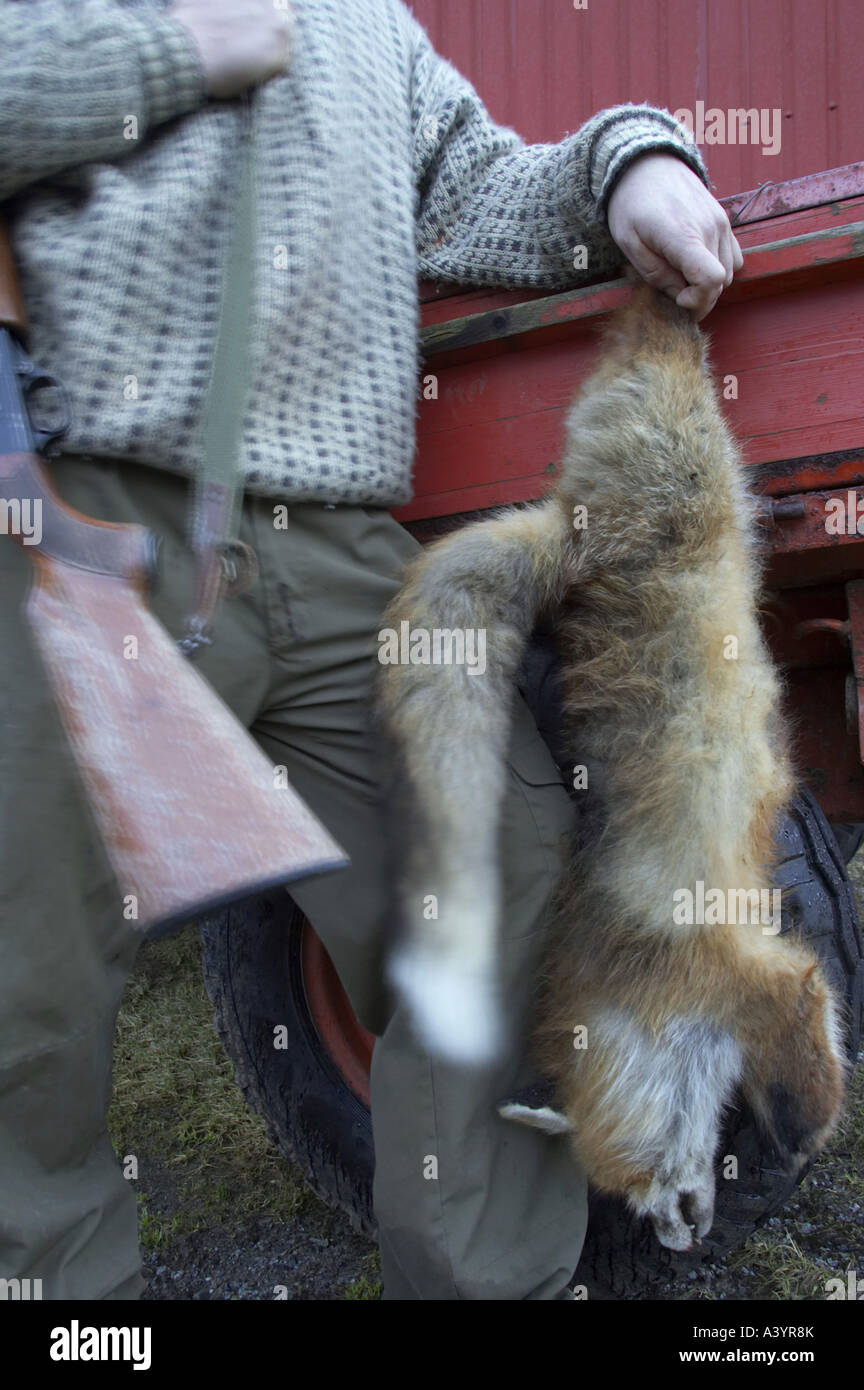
[374,286,847,1251]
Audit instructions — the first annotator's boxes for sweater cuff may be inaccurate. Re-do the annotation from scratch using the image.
[562,104,711,226]
[123,10,208,129]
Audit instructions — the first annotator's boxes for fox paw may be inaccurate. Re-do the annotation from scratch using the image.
[634,1170,716,1252]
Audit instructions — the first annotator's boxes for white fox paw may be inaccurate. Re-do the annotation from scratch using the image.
[639,1173,716,1252]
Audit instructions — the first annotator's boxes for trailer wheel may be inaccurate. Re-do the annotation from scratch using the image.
[829,822,864,864]
[199,784,863,1295]
[200,893,376,1238]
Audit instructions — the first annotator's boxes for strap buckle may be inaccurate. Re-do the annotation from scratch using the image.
[218,538,258,596]
[177,538,259,659]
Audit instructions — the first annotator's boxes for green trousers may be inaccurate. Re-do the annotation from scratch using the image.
[0,454,586,1301]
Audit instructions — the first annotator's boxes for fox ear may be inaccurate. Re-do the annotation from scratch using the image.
[498,1101,573,1135]
[801,962,819,994]
[497,1080,573,1135]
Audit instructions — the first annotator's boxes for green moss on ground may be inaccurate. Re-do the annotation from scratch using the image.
[109,930,312,1236]
[343,1252,383,1300]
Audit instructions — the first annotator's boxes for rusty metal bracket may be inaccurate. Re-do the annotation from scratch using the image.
[756,496,808,528]
[790,583,864,752]
[843,580,864,760]
[793,617,850,641]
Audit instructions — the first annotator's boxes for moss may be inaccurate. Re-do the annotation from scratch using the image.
[109,931,311,1238]
[344,1252,383,1300]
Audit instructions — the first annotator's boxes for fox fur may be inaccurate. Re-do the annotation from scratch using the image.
[374,285,847,1250]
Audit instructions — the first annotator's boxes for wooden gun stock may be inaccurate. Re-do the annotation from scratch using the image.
[0,218,28,338]
[0,223,348,931]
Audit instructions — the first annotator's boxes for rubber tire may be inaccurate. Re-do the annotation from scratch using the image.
[200,894,375,1238]
[829,822,864,865]
[200,785,863,1296]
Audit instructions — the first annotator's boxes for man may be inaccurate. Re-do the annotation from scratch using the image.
[0,0,742,1300]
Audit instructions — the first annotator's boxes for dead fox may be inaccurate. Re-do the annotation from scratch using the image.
[374,286,847,1250]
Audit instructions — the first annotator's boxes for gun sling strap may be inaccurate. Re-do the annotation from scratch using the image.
[0,92,351,926]
[0,91,260,655]
[178,89,259,658]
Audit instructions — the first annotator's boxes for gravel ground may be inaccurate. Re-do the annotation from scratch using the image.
[140,1182,373,1302]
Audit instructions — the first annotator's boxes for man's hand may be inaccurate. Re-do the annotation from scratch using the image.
[607,153,743,320]
[169,0,296,99]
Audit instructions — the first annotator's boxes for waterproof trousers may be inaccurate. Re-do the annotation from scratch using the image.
[0,454,586,1301]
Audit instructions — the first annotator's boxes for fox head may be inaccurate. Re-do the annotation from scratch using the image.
[740,955,848,1168]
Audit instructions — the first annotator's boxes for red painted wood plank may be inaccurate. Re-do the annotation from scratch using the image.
[756,457,864,500]
[410,389,569,494]
[834,0,861,171]
[399,254,864,523]
[723,164,864,226]
[417,279,863,450]
[790,0,830,182]
[417,221,864,368]
[713,296,864,455]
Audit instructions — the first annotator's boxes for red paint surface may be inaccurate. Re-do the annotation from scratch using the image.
[301,923,374,1107]
[392,6,864,820]
[407,0,863,198]
[399,205,864,525]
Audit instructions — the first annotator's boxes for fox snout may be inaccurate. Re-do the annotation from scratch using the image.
[741,960,847,1169]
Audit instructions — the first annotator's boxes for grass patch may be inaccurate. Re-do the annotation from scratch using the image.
[109,929,311,1233]
[344,1252,383,1300]
[137,1196,204,1253]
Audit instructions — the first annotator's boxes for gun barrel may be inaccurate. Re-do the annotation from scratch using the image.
[0,328,36,453]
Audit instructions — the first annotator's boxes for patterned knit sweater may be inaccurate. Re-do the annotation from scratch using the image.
[1,0,708,505]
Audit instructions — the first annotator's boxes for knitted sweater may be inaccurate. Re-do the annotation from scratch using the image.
[0,0,708,506]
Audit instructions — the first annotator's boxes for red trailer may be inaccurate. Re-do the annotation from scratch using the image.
[202,0,864,1295]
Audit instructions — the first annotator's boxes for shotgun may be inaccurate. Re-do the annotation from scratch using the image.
[0,219,348,932]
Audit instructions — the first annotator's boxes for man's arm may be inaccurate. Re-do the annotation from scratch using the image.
[403,9,736,314]
[0,0,205,200]
[0,0,294,201]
